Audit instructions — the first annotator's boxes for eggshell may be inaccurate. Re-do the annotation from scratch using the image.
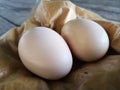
[61,18,109,62]
[18,27,73,80]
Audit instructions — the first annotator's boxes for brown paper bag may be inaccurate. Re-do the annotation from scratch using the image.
[0,1,120,90]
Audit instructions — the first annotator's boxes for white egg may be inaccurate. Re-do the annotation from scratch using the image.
[18,27,73,80]
[61,18,109,62]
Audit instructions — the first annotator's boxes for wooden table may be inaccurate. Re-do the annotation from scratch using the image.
[0,0,120,35]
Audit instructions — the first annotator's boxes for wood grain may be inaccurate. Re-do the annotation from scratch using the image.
[0,0,120,35]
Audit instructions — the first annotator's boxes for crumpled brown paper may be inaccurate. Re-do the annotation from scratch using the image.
[0,0,120,90]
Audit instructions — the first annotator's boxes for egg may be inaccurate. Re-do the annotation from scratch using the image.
[18,27,73,80]
[61,18,109,62]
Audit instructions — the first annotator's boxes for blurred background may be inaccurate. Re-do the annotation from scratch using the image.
[0,0,120,35]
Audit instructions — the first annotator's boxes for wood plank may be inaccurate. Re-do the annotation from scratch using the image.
[0,0,34,26]
[72,1,120,22]
[72,0,120,7]
[0,17,15,35]
[76,3,120,21]
[77,4,120,14]
[0,0,36,8]
[0,8,30,26]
